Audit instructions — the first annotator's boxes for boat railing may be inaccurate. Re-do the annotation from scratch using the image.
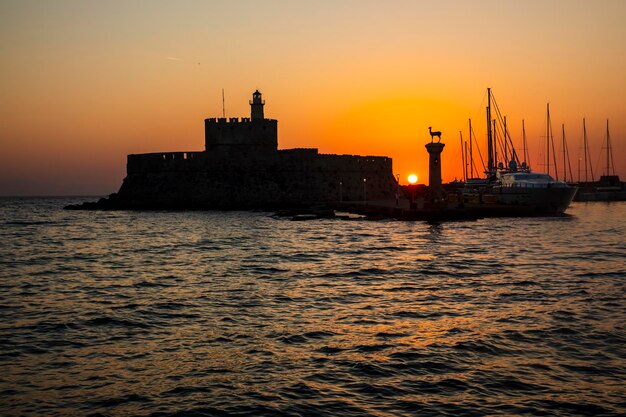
[499,181,570,189]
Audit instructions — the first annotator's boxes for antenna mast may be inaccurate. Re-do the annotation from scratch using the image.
[222,88,225,118]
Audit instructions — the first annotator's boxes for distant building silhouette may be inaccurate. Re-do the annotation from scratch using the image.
[114,91,398,209]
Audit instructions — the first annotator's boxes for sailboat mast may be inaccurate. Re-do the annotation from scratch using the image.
[465,140,469,182]
[460,131,466,182]
[546,103,551,177]
[551,122,558,180]
[605,119,614,176]
[504,116,508,165]
[562,124,567,182]
[583,117,589,182]
[486,88,493,173]
[469,119,474,178]
[564,124,574,183]
[492,119,498,168]
[522,119,528,169]
[609,120,615,175]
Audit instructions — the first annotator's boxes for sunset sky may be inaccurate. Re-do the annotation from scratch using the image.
[1,0,625,195]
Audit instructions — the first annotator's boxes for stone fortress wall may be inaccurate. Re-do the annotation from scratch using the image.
[118,91,397,208]
[204,117,278,155]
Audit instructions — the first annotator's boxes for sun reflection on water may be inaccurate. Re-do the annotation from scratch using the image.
[1,199,625,415]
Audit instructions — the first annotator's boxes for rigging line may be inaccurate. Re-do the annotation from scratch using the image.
[470,123,486,173]
[491,92,521,165]
[583,119,596,182]
[493,120,498,170]
[468,91,488,160]
[575,129,585,182]
[472,89,489,125]
[466,90,489,150]
[546,104,551,176]
[605,120,616,176]
[464,140,469,182]
[509,133,518,163]
[609,124,615,175]
[460,131,467,182]
[566,137,574,183]
[546,103,559,180]
[593,145,604,181]
[560,124,566,181]
[493,122,507,166]
[550,118,558,181]
[522,119,531,170]
[562,124,575,183]
[610,125,616,175]
[582,120,587,182]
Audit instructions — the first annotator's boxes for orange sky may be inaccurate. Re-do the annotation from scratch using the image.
[1,0,625,195]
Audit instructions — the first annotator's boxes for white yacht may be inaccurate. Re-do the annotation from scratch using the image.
[492,169,578,214]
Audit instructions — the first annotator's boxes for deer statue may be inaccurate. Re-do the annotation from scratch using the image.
[428,126,442,143]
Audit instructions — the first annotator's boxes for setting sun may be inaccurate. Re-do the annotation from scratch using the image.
[408,174,418,184]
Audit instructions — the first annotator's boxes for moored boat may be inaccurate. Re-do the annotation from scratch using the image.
[461,89,577,215]
[491,171,578,214]
[573,120,626,201]
[575,175,626,201]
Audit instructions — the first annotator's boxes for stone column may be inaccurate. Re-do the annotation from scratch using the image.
[425,142,445,204]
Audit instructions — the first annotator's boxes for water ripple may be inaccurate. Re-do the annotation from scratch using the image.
[1,198,625,416]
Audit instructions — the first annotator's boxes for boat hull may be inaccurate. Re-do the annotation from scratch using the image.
[491,186,578,214]
[574,190,626,201]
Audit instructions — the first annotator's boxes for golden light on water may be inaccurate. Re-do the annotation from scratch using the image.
[408,174,418,184]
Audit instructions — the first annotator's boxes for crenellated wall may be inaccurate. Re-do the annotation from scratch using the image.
[127,152,207,174]
[120,147,396,208]
[274,151,395,202]
[204,117,278,156]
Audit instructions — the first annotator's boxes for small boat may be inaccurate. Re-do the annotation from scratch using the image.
[575,175,626,201]
[573,120,626,201]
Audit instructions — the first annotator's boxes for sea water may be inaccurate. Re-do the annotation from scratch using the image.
[1,198,625,416]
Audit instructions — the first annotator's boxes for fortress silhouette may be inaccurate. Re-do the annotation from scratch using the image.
[74,91,398,210]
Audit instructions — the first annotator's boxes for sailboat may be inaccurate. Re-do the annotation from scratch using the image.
[574,120,626,201]
[462,89,578,214]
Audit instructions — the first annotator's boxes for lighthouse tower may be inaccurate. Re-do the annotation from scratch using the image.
[204,90,277,154]
[250,90,265,120]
